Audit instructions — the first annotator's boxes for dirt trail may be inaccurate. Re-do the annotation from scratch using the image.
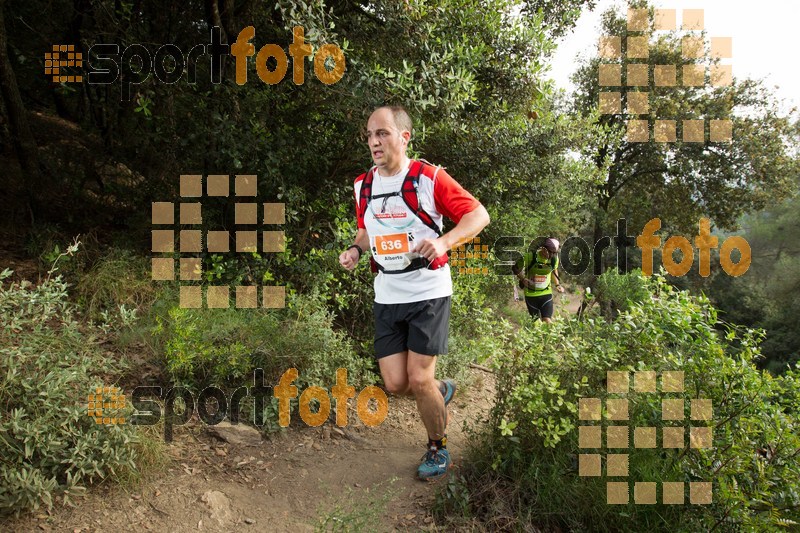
[7,370,495,532]
[508,286,584,318]
[558,289,584,317]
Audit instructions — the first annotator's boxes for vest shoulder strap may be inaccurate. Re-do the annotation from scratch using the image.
[402,160,441,236]
[526,254,558,276]
[357,166,376,222]
[357,161,442,237]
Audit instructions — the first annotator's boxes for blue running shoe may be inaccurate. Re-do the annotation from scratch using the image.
[417,447,451,480]
[439,379,456,407]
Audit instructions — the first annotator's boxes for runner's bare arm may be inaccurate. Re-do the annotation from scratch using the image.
[414,205,490,262]
[552,270,565,292]
[339,228,370,270]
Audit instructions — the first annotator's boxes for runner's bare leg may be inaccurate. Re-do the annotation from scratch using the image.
[378,352,412,395]
[407,351,446,440]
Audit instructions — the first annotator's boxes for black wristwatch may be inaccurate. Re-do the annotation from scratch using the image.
[347,244,363,259]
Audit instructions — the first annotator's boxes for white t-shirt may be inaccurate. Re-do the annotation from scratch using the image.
[354,161,480,304]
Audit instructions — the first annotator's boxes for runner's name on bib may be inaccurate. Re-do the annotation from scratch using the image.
[373,233,413,270]
[533,274,549,289]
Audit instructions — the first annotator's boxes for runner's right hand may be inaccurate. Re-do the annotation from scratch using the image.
[339,248,359,270]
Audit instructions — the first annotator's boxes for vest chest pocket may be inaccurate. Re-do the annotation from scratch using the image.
[372,232,413,271]
[533,274,549,290]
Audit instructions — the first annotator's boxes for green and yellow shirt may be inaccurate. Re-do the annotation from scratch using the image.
[516,250,559,298]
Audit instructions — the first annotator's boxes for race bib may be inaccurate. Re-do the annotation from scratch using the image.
[533,274,549,290]
[375,233,410,255]
[373,232,413,270]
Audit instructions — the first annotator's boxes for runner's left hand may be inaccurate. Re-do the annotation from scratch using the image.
[556,285,565,293]
[413,238,449,263]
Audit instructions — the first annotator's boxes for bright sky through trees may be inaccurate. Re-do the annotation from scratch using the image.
[549,0,799,113]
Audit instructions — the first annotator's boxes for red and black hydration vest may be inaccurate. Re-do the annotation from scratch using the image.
[357,160,449,273]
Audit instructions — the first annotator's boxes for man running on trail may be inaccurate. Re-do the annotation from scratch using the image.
[512,238,564,324]
[339,105,490,480]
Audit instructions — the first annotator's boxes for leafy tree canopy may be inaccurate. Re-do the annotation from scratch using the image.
[570,0,799,244]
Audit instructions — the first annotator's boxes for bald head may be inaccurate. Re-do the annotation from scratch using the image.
[373,106,412,138]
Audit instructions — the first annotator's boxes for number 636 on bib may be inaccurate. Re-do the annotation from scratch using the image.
[375,233,411,255]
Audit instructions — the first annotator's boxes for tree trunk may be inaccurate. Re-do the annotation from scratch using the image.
[592,194,611,277]
[590,206,606,276]
[594,194,618,319]
[0,0,41,219]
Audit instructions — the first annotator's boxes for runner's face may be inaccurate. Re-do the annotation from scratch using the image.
[365,109,409,174]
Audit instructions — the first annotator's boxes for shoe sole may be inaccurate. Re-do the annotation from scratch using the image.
[417,464,452,481]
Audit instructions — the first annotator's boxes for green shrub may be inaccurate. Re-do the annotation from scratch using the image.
[151,271,507,431]
[0,269,143,516]
[454,271,800,531]
[75,248,157,320]
[23,224,69,269]
[594,267,651,317]
[446,272,515,384]
[153,289,376,430]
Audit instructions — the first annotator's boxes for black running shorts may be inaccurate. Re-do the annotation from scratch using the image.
[373,296,451,359]
[525,294,554,320]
